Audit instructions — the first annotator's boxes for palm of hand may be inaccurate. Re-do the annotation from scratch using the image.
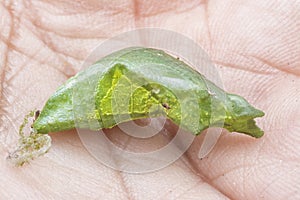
[0,1,299,199]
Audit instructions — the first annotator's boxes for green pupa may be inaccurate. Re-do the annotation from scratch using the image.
[9,47,264,166]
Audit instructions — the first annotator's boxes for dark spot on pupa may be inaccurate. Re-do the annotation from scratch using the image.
[162,103,170,109]
[31,110,40,128]
[35,110,40,120]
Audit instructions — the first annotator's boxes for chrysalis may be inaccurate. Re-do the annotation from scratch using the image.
[9,47,264,165]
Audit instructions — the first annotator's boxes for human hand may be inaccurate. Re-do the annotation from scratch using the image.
[0,0,299,199]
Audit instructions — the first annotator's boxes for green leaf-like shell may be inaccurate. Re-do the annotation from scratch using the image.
[33,47,264,138]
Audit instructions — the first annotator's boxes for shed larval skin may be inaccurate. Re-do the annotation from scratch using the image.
[0,1,299,200]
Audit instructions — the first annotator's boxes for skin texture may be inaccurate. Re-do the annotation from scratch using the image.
[0,0,299,199]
